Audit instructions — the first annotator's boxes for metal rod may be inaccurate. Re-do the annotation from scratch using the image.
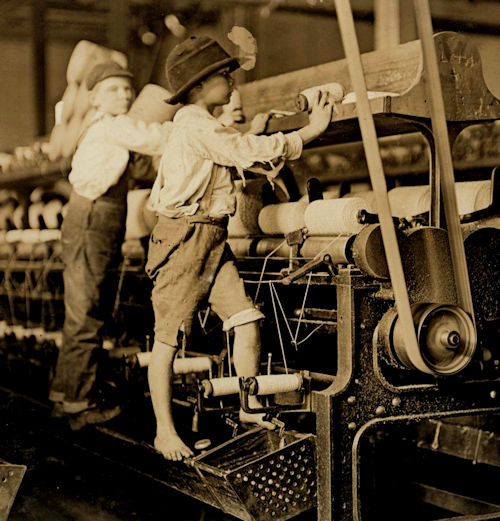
[411,0,475,318]
[333,0,424,372]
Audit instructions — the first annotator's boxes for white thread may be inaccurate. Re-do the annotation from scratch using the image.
[305,198,371,235]
[258,201,307,235]
[270,282,294,343]
[269,282,288,374]
[295,324,325,346]
[226,330,233,377]
[250,374,303,395]
[254,239,287,301]
[136,352,211,374]
[204,376,241,397]
[293,271,313,347]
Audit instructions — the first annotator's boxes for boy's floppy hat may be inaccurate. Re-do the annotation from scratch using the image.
[164,36,240,105]
[86,61,133,90]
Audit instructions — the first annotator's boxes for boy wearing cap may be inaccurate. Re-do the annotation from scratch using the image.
[50,61,172,430]
[146,36,333,460]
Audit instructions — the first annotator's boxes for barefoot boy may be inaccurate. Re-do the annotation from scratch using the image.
[146,36,333,460]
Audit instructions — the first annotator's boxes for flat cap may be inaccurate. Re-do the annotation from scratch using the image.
[85,60,133,90]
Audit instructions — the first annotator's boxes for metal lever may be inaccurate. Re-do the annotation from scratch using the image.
[281,254,332,285]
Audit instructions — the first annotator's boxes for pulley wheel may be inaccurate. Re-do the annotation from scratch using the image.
[378,303,476,375]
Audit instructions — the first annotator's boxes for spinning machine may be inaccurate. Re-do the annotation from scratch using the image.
[1,3,500,520]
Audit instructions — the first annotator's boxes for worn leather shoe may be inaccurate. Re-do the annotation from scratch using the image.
[67,404,123,431]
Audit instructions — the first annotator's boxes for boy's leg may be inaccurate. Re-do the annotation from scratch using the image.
[148,339,194,461]
[232,321,275,429]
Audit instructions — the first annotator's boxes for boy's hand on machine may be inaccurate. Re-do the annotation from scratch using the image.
[297,90,333,145]
[308,90,334,134]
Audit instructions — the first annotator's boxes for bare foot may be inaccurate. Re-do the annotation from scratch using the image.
[154,433,194,461]
[239,409,276,430]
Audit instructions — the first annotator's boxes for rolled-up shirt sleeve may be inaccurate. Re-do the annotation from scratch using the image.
[104,115,172,156]
[188,120,303,172]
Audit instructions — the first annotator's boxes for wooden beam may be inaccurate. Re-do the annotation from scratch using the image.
[412,0,475,318]
[32,0,47,137]
[374,0,399,50]
[107,0,129,53]
[333,0,425,373]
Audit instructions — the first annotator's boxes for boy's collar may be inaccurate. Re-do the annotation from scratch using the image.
[176,104,216,120]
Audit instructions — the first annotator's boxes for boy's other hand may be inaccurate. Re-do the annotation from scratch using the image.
[247,112,271,135]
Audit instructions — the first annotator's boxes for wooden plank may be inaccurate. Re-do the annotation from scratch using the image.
[240,31,500,124]
[391,32,500,121]
[374,0,399,50]
[238,38,422,119]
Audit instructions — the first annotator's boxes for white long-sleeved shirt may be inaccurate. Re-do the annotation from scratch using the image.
[69,111,172,201]
[149,104,303,218]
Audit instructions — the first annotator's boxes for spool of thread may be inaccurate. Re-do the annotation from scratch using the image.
[201,376,241,397]
[228,179,267,237]
[258,201,307,235]
[60,82,79,123]
[305,197,371,236]
[134,352,212,375]
[343,190,377,211]
[125,189,154,240]
[127,84,180,123]
[39,229,61,243]
[247,374,303,395]
[66,40,97,84]
[66,40,128,84]
[20,229,42,244]
[300,235,353,263]
[254,238,291,257]
[173,356,212,375]
[455,180,491,214]
[5,230,24,243]
[296,82,345,112]
[0,200,16,230]
[388,181,491,218]
[28,202,45,229]
[12,204,27,230]
[43,331,63,348]
[227,238,253,257]
[42,199,64,229]
[388,186,430,217]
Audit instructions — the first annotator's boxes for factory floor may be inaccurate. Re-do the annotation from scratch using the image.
[0,389,236,521]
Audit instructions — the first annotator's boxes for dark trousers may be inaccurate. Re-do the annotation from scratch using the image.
[50,191,126,407]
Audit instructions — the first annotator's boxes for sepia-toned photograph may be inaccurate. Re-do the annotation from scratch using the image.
[0,1,499,520]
